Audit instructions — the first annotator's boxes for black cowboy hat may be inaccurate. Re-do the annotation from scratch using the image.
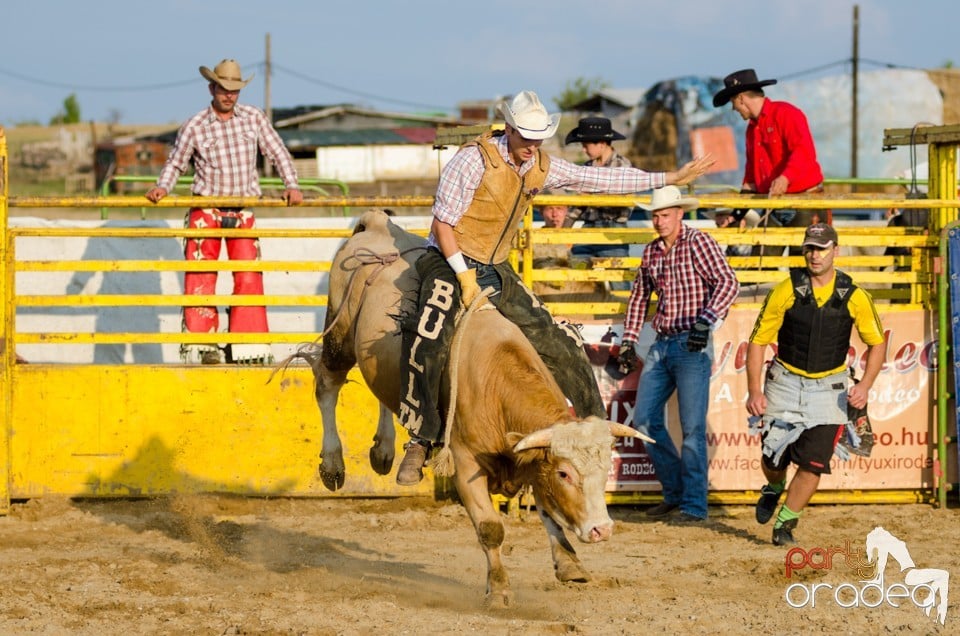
[564,117,626,145]
[712,69,777,107]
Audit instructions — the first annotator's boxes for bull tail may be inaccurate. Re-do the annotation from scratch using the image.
[267,343,324,386]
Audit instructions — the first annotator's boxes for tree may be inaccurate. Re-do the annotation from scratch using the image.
[553,77,610,111]
[49,94,81,125]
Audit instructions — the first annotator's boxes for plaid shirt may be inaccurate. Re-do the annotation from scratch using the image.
[622,224,740,342]
[430,134,665,245]
[156,103,299,196]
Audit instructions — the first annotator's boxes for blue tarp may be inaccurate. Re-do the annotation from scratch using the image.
[639,75,746,187]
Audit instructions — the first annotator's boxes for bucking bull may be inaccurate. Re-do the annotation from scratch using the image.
[293,209,650,606]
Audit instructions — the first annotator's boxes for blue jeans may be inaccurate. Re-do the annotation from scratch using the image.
[632,332,712,518]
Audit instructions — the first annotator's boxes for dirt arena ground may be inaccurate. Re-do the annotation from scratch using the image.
[0,495,954,635]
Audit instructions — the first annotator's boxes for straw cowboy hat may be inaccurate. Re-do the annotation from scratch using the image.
[637,186,700,212]
[498,91,560,140]
[712,68,777,107]
[564,117,627,145]
[199,59,253,91]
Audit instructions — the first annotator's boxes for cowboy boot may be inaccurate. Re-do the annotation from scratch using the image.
[396,440,429,485]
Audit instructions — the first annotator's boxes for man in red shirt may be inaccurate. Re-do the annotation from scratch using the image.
[713,69,824,229]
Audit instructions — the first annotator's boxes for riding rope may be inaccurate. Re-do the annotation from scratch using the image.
[429,287,496,477]
[268,245,425,384]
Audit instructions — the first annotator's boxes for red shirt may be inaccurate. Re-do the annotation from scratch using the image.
[744,99,823,194]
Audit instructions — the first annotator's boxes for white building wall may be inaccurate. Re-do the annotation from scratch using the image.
[315,145,459,182]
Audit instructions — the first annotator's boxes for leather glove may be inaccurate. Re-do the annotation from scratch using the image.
[687,318,711,352]
[617,342,638,375]
[456,269,482,307]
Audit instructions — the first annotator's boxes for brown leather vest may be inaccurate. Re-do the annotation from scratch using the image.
[453,131,550,264]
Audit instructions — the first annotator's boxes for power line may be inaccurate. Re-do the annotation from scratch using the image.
[0,65,197,92]
[0,57,932,109]
[0,60,455,113]
[859,58,922,70]
[779,57,924,81]
[270,63,452,112]
[779,59,850,80]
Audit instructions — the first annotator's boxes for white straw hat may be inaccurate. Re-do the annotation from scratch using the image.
[637,186,700,212]
[498,91,561,140]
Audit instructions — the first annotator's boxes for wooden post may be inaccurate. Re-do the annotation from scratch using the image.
[851,4,859,182]
[263,33,273,178]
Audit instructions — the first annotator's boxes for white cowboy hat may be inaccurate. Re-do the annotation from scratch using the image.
[498,91,561,140]
[637,186,700,212]
[199,59,253,91]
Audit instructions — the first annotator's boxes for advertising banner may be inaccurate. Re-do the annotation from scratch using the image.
[580,308,942,491]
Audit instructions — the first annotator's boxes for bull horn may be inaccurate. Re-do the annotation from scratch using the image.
[513,428,554,452]
[608,422,656,445]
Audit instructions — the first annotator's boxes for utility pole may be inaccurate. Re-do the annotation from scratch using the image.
[264,33,273,177]
[851,4,859,181]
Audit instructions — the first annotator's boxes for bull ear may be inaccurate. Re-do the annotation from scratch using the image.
[512,428,553,452]
[608,421,656,445]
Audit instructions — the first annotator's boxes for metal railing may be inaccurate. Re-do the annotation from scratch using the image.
[98,175,352,219]
[0,190,954,508]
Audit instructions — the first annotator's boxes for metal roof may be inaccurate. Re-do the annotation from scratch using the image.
[278,127,439,149]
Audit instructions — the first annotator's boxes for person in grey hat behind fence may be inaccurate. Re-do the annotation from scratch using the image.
[395,91,716,485]
[145,59,302,365]
[563,117,635,289]
[745,223,886,546]
[713,69,826,235]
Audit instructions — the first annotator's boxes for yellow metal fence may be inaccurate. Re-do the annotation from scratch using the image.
[1,125,958,511]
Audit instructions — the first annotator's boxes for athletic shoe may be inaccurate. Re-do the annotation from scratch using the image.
[230,344,274,365]
[755,484,784,524]
[772,518,799,546]
[181,344,223,364]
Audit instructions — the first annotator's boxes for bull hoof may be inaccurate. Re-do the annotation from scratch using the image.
[483,590,514,610]
[555,561,591,583]
[369,445,394,476]
[319,465,345,491]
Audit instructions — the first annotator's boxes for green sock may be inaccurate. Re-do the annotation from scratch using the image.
[773,504,801,529]
[768,479,786,494]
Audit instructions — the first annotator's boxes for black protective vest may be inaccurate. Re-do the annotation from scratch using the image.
[777,269,855,373]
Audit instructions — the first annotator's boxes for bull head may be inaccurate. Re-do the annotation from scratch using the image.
[512,419,655,452]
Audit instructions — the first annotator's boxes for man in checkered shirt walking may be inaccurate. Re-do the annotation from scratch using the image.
[616,186,740,522]
[146,58,302,365]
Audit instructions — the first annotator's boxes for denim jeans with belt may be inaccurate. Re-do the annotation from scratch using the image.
[632,330,713,518]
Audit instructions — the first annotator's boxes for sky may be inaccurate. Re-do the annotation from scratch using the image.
[1,0,958,127]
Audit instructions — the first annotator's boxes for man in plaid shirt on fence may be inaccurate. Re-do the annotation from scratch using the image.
[146,58,302,365]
